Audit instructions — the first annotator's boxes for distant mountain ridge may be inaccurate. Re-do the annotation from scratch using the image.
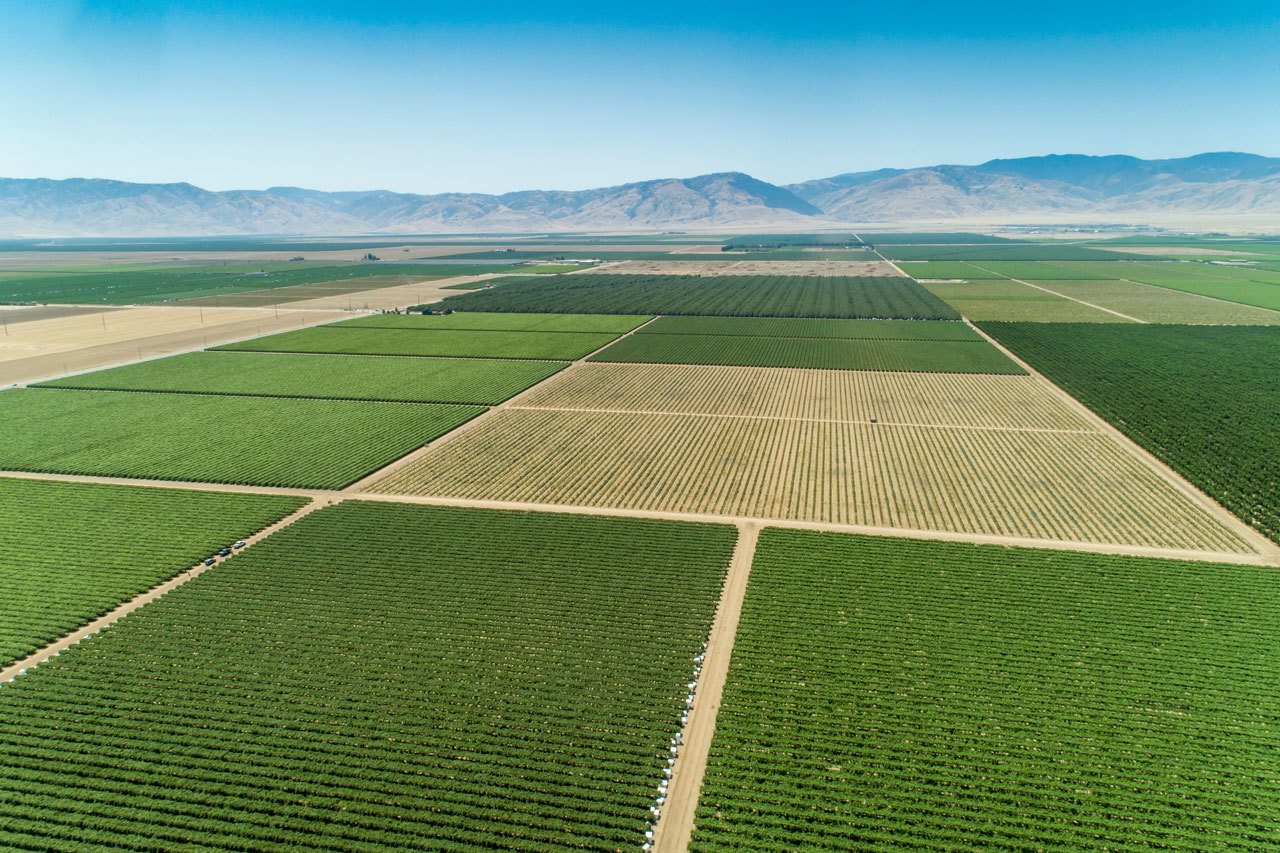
[2,153,1278,236]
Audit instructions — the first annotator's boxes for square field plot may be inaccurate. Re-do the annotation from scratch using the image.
[693,531,1280,850]
[0,389,483,488]
[335,311,651,334]
[438,274,960,320]
[0,477,302,667]
[369,373,1251,554]
[39,351,565,405]
[0,502,736,850]
[591,333,1020,373]
[217,326,620,360]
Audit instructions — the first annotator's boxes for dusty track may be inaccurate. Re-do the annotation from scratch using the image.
[652,523,759,853]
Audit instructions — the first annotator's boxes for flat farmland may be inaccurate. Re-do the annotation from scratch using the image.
[591,333,1022,373]
[518,363,1092,430]
[0,477,303,667]
[598,260,902,277]
[369,405,1250,554]
[1104,262,1280,311]
[0,389,483,488]
[879,245,1143,261]
[923,280,1125,322]
[438,274,961,320]
[895,261,1004,280]
[1022,279,1280,324]
[692,530,1280,850]
[0,502,736,850]
[635,316,981,340]
[39,351,565,404]
[217,326,619,360]
[966,261,1114,280]
[336,311,649,333]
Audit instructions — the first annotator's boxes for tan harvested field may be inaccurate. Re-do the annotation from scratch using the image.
[518,363,1092,430]
[171,275,452,308]
[368,364,1253,555]
[276,275,497,310]
[0,305,343,385]
[599,259,903,276]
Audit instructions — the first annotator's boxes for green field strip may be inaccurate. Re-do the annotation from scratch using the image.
[0,478,303,668]
[438,274,960,320]
[0,501,736,850]
[878,244,1146,261]
[981,323,1280,543]
[635,316,981,341]
[38,351,567,405]
[216,326,621,360]
[1019,280,1280,324]
[1108,262,1280,312]
[591,333,1022,373]
[895,261,1005,280]
[334,311,651,334]
[692,529,1280,851]
[0,389,484,489]
[923,280,1129,322]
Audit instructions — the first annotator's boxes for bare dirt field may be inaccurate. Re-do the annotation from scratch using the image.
[0,305,343,385]
[366,365,1254,555]
[598,260,903,276]
[0,305,130,325]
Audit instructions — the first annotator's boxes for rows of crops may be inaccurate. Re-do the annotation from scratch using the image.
[0,477,303,667]
[438,274,961,319]
[591,333,1021,373]
[922,280,1127,322]
[0,501,737,850]
[880,244,1144,261]
[981,323,1280,542]
[722,234,864,249]
[218,326,617,360]
[369,407,1248,552]
[895,261,1004,280]
[1021,280,1280,324]
[517,363,1092,430]
[635,316,980,340]
[692,530,1280,850]
[337,311,650,334]
[0,389,483,488]
[39,351,566,404]
[0,262,517,305]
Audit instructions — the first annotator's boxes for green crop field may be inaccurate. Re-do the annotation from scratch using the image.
[723,234,864,249]
[217,326,620,360]
[438,274,960,320]
[925,281,1127,321]
[0,262,517,305]
[38,351,565,404]
[860,232,1020,244]
[981,323,1280,542]
[636,316,980,340]
[1098,261,1280,311]
[1020,280,1280,324]
[0,389,482,488]
[0,478,302,667]
[967,260,1116,280]
[0,501,736,850]
[336,311,650,334]
[895,261,1004,280]
[879,244,1146,261]
[591,332,1021,373]
[693,529,1280,851]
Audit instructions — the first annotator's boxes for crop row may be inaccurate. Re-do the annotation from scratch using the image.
[981,323,1280,543]
[368,407,1248,552]
[692,529,1280,850]
[218,326,619,360]
[591,333,1021,373]
[0,389,483,489]
[0,477,303,668]
[438,274,961,320]
[0,502,736,850]
[336,311,650,334]
[516,363,1092,430]
[634,316,981,340]
[39,351,566,405]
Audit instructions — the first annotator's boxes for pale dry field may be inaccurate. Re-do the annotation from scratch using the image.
[0,305,342,385]
[278,275,496,310]
[518,363,1092,430]
[599,260,903,277]
[368,365,1252,554]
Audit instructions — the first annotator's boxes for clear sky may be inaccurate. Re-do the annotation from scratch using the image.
[2,1,1278,194]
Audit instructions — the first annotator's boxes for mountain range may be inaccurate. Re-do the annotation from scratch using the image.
[3,152,1279,236]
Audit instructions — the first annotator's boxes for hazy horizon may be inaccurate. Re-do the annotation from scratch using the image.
[3,1,1279,195]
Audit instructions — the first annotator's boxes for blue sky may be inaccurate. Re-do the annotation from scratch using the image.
[2,2,1278,194]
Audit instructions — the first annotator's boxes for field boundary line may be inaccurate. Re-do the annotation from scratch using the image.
[0,469,337,499]
[509,403,1097,434]
[969,322,1280,563]
[0,497,332,685]
[349,492,1276,566]
[1117,276,1280,316]
[653,522,759,853]
[343,316,662,492]
[963,263,1148,323]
